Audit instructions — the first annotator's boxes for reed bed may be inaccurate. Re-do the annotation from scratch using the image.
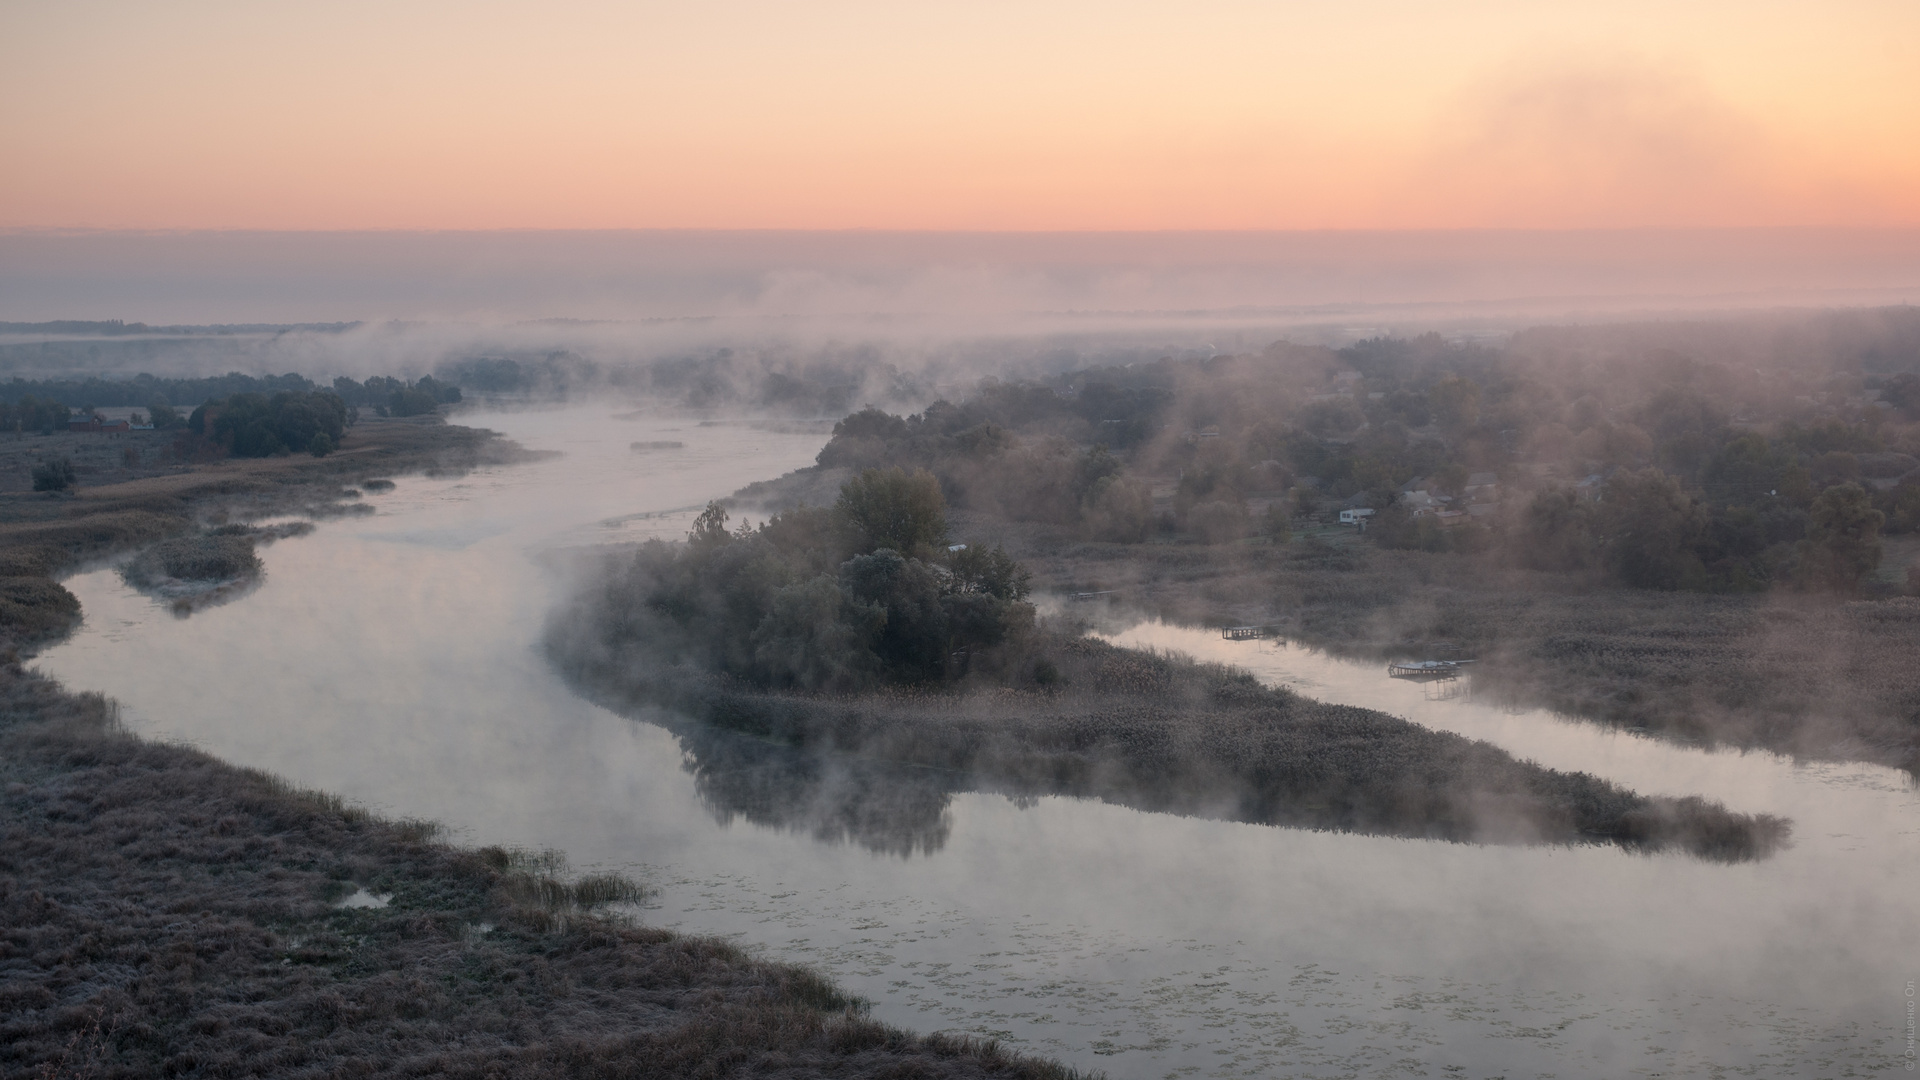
[957,511,1920,773]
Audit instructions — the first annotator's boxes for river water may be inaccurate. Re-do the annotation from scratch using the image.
[34,405,1915,1079]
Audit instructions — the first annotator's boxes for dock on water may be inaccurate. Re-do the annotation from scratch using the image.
[1386,659,1476,680]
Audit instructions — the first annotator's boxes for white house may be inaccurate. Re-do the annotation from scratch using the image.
[1338,508,1376,525]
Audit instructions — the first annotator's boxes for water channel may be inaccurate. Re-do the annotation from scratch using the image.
[34,404,1915,1078]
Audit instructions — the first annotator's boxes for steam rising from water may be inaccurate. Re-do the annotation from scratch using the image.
[29,404,1911,1078]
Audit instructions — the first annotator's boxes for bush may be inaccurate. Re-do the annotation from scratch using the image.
[122,535,262,589]
[31,459,75,492]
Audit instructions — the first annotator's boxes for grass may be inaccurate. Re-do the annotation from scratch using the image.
[0,667,1095,1079]
[946,509,1920,775]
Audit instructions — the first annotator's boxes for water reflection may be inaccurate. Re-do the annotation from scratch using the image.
[676,722,957,858]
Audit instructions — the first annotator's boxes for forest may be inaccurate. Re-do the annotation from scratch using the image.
[802,309,1920,596]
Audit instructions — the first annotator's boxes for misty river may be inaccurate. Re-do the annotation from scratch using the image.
[33,405,1916,1079]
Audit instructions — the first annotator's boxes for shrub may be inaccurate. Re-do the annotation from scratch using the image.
[122,535,262,588]
[31,458,75,492]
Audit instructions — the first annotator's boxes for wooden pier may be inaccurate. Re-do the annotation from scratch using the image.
[1386,659,1476,680]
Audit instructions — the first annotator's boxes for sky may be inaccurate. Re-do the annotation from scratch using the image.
[5,0,1919,232]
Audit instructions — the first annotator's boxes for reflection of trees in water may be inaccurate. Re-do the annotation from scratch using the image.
[674,725,956,858]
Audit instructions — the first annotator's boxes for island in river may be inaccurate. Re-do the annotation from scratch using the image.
[547,466,1789,862]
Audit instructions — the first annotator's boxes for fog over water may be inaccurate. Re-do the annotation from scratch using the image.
[34,404,1913,1078]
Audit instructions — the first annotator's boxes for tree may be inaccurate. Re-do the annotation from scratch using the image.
[1600,468,1708,589]
[1258,504,1293,544]
[946,544,1030,600]
[1516,488,1597,572]
[191,391,346,457]
[1082,474,1154,542]
[839,549,950,680]
[388,387,440,417]
[1427,377,1481,436]
[750,576,877,690]
[1797,482,1884,591]
[147,401,184,430]
[836,467,947,556]
[686,501,731,549]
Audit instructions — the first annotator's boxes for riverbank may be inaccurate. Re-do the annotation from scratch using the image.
[0,417,530,653]
[1,418,1088,1079]
[0,668,1086,1078]
[907,507,1920,775]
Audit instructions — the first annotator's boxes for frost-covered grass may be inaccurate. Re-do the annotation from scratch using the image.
[0,667,1094,1079]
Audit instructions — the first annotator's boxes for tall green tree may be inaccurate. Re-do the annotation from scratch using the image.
[1601,468,1708,589]
[1798,482,1884,591]
[1516,488,1597,572]
[836,467,948,556]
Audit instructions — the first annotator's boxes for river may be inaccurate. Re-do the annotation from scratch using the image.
[34,404,1915,1079]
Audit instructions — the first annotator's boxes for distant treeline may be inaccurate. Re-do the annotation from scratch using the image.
[798,307,1920,594]
[0,370,460,439]
[328,374,462,416]
[0,320,359,336]
[435,350,913,416]
[0,372,320,410]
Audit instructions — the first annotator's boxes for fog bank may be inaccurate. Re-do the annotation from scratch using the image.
[6,228,1918,325]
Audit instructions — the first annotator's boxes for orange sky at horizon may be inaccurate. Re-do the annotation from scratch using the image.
[4,1,1917,232]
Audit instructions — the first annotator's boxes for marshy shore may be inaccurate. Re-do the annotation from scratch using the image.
[931,509,1920,775]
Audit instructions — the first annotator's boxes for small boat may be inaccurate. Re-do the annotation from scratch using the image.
[1386,659,1475,680]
